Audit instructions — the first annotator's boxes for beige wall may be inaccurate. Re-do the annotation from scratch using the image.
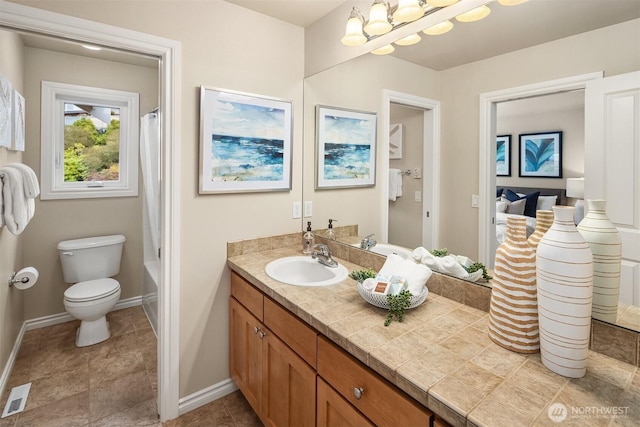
[0,28,25,393]
[439,19,640,260]
[20,47,156,319]
[303,54,439,240]
[496,100,585,189]
[389,104,423,249]
[7,0,305,397]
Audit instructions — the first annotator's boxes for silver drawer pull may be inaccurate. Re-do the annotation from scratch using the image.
[258,331,267,339]
[253,326,260,334]
[353,387,364,400]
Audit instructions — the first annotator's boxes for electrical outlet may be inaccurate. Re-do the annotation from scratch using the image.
[414,191,421,202]
[292,201,302,219]
[412,168,422,179]
[304,200,313,218]
[471,194,479,208]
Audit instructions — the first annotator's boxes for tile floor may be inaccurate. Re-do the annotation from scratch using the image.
[0,306,262,427]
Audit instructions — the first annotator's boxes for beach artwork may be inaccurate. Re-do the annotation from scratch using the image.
[199,87,292,193]
[316,105,376,189]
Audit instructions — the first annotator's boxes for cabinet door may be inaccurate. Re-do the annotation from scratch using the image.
[262,331,316,427]
[317,377,373,427]
[229,297,263,416]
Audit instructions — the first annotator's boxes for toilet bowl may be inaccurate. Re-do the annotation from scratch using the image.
[58,235,126,347]
[63,278,121,347]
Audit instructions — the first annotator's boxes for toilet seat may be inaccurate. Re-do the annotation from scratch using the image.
[64,278,120,303]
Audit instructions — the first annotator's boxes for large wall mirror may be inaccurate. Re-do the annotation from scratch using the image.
[301,0,640,334]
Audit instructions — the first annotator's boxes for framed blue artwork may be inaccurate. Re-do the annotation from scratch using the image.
[315,105,377,189]
[519,131,562,178]
[496,135,511,176]
[199,86,292,194]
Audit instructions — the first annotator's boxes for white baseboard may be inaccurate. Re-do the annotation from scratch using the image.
[0,323,27,402]
[25,296,143,331]
[178,379,238,416]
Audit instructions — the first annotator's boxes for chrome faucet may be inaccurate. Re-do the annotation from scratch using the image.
[360,234,377,251]
[311,244,338,268]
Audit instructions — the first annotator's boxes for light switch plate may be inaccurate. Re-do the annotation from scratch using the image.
[292,201,302,219]
[304,200,313,218]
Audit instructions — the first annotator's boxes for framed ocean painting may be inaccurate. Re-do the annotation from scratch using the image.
[199,87,292,194]
[496,135,511,176]
[519,131,562,178]
[315,105,377,189]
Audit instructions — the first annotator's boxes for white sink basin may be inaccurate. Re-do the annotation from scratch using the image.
[352,243,414,260]
[265,256,348,287]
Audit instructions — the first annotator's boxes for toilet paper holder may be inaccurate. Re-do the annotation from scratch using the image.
[8,271,29,287]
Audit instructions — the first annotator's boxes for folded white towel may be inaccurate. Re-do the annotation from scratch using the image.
[389,168,403,201]
[411,247,428,263]
[0,167,34,235]
[6,163,40,198]
[441,255,469,279]
[378,253,431,295]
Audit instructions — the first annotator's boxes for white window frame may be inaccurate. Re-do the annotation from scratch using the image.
[41,80,139,200]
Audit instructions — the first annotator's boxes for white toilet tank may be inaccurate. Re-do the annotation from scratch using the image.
[58,235,126,283]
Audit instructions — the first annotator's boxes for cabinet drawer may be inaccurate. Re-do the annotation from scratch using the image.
[231,271,263,321]
[317,377,373,427]
[264,297,317,368]
[318,336,432,427]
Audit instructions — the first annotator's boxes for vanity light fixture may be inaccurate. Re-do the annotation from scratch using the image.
[341,0,528,55]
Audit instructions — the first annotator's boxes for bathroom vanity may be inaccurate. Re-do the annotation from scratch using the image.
[227,236,639,427]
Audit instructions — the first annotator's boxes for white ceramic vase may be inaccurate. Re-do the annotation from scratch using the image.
[489,216,539,353]
[577,199,622,323]
[536,206,593,378]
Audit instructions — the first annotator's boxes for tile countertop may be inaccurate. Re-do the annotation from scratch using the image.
[227,247,640,427]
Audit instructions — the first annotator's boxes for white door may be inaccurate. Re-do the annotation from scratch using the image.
[585,71,640,307]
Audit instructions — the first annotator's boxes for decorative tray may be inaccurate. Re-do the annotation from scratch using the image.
[356,280,428,310]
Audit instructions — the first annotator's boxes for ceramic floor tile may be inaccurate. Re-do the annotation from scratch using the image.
[163,399,235,427]
[89,349,146,388]
[90,370,155,420]
[222,391,262,427]
[92,398,161,427]
[15,391,89,427]
[25,367,89,411]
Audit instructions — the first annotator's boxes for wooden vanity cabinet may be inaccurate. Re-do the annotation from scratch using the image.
[317,377,374,427]
[230,272,317,426]
[317,336,433,427]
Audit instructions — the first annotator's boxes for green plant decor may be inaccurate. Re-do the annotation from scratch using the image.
[465,262,492,281]
[384,290,413,326]
[429,248,448,257]
[349,268,377,283]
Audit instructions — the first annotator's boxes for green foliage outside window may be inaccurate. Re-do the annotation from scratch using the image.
[64,118,120,182]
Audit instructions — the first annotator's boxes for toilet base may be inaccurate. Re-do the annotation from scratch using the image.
[75,317,111,347]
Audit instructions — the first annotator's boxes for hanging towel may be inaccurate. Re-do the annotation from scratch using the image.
[389,168,403,201]
[5,163,40,198]
[0,167,34,235]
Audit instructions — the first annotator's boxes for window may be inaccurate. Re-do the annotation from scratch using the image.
[41,81,139,199]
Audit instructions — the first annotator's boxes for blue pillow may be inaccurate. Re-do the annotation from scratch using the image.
[506,189,540,218]
[497,187,503,198]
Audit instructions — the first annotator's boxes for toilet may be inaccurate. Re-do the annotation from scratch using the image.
[57,234,125,347]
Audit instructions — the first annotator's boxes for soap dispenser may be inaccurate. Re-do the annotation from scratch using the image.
[326,219,337,240]
[302,221,314,254]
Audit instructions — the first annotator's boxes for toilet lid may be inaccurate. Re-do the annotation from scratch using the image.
[65,278,120,302]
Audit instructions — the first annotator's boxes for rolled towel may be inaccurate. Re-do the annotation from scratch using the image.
[440,255,469,279]
[6,163,40,198]
[412,247,428,263]
[378,253,406,277]
[420,250,441,270]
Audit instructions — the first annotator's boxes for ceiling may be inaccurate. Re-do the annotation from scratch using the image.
[14,0,640,72]
[225,0,640,71]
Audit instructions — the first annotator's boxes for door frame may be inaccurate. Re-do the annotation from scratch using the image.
[0,2,182,421]
[381,90,439,249]
[478,72,603,267]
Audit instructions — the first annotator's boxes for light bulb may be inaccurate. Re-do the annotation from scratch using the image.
[341,9,367,46]
[423,20,453,35]
[393,0,424,23]
[456,5,491,23]
[371,44,395,55]
[395,33,421,46]
[364,1,392,36]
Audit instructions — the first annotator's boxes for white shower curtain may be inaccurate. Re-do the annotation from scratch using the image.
[140,112,160,260]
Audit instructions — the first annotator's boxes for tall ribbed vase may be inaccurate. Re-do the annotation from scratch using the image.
[488,216,539,353]
[536,206,593,378]
[527,210,554,249]
[577,200,622,323]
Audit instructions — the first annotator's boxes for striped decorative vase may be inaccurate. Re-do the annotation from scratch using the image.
[488,216,539,353]
[536,206,593,378]
[527,210,554,249]
[577,200,622,323]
